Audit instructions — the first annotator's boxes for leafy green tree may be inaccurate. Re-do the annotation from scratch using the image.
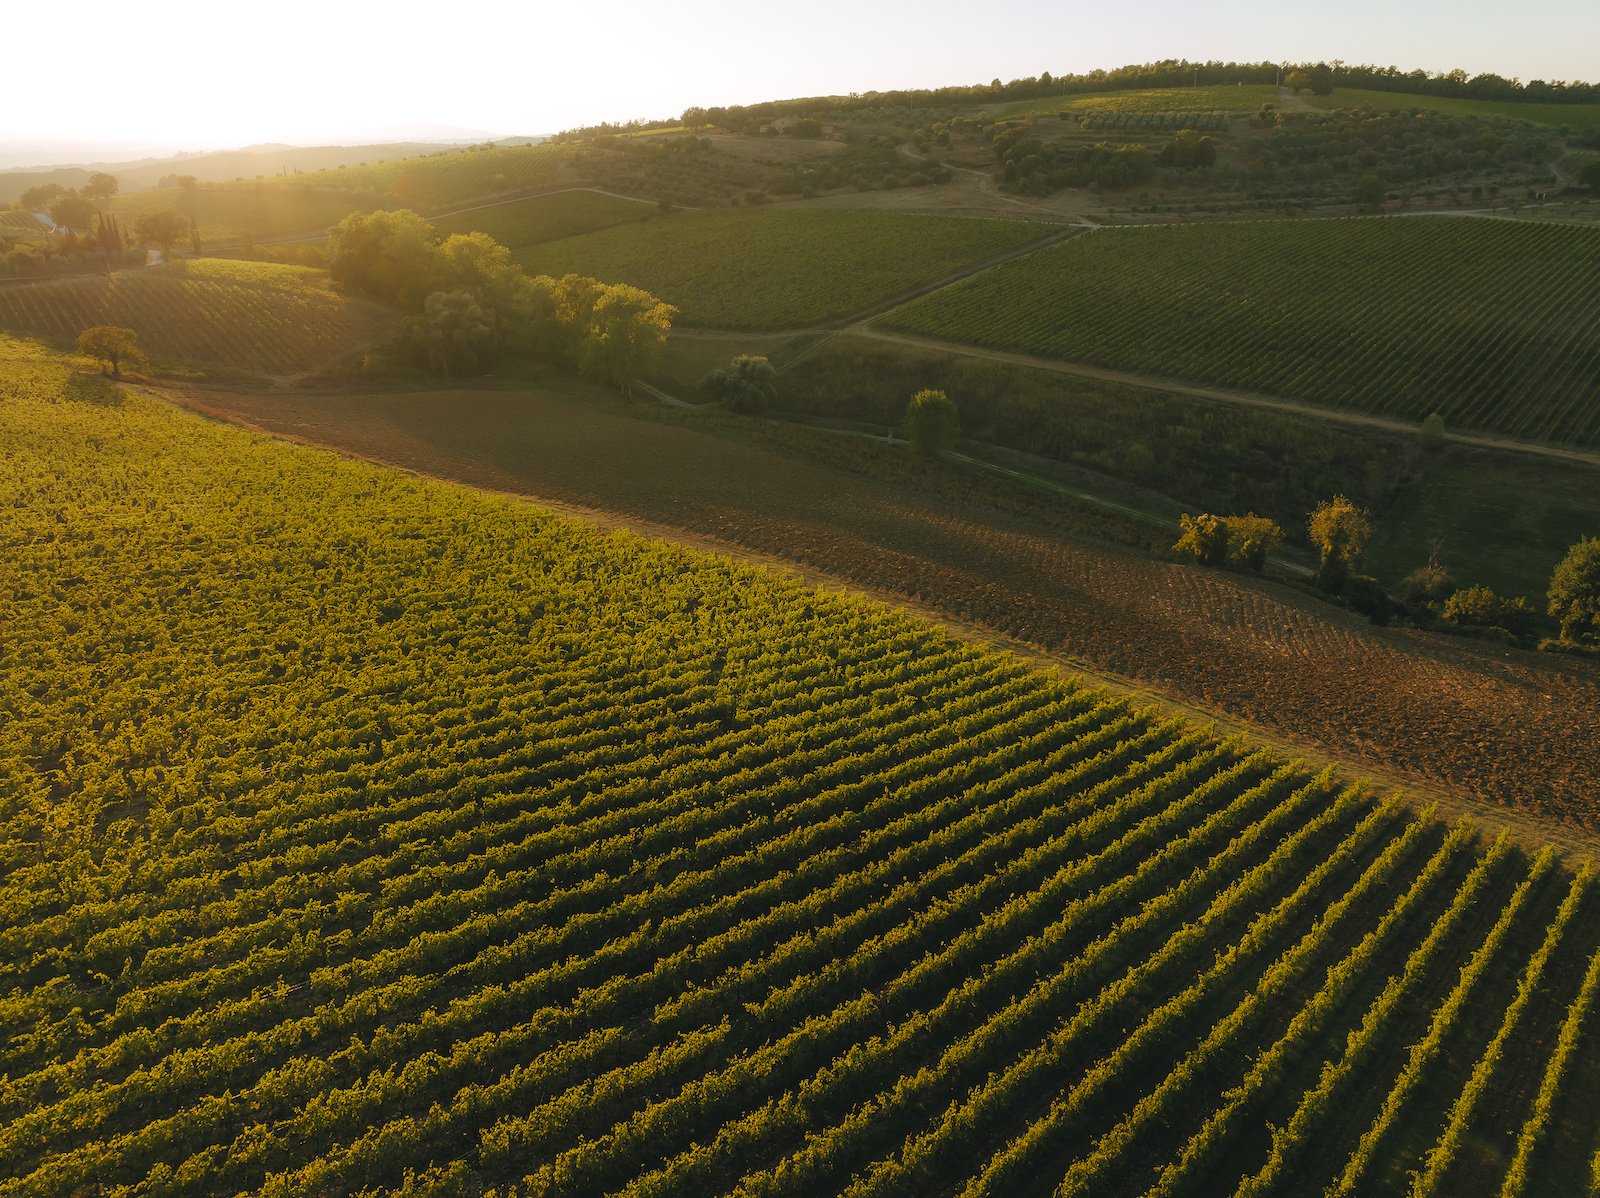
[403,289,494,378]
[1353,175,1386,210]
[701,355,777,413]
[1548,536,1600,642]
[576,284,677,390]
[49,191,96,232]
[81,172,119,202]
[1308,495,1373,592]
[327,208,441,308]
[19,183,65,211]
[436,232,524,345]
[1283,69,1312,93]
[903,389,960,456]
[135,211,188,256]
[76,326,146,377]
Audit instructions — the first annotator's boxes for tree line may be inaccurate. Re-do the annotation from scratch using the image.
[674,59,1600,134]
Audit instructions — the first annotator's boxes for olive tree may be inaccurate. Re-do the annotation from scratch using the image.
[1549,536,1600,643]
[76,326,146,377]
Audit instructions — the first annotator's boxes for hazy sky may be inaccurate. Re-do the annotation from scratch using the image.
[6,0,1599,153]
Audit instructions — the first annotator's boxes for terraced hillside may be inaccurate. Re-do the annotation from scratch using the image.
[516,208,1052,328]
[0,266,395,373]
[882,215,1600,447]
[2,335,1598,1196]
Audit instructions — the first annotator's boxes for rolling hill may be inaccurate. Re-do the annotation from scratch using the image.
[2,335,1598,1196]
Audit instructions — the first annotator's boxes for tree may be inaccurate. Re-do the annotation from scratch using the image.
[1548,536,1600,643]
[135,211,188,256]
[1353,174,1386,210]
[402,289,494,378]
[1175,514,1229,567]
[436,232,524,345]
[1226,514,1285,572]
[19,183,65,211]
[76,326,146,377]
[576,284,676,389]
[903,389,960,456]
[1175,513,1283,571]
[81,172,119,202]
[1308,495,1373,592]
[1283,69,1312,94]
[327,208,441,308]
[1579,160,1600,191]
[700,355,777,413]
[49,191,96,232]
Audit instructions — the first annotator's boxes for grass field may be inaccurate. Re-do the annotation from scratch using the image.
[1306,86,1600,130]
[515,208,1050,328]
[4,334,1600,1196]
[1000,84,1281,117]
[0,269,395,374]
[431,189,654,247]
[881,215,1600,447]
[1368,446,1600,601]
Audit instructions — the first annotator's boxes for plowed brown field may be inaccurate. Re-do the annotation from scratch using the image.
[178,383,1600,842]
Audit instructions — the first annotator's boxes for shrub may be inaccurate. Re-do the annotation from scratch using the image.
[1174,513,1284,572]
[1399,556,1455,609]
[700,355,777,414]
[1443,584,1538,640]
[903,389,960,456]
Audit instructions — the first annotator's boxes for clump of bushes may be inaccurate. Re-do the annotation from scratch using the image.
[1173,513,1284,572]
[700,355,777,413]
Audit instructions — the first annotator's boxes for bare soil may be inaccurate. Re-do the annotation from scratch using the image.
[172,380,1600,849]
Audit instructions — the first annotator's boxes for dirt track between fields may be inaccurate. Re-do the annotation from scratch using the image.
[171,382,1600,851]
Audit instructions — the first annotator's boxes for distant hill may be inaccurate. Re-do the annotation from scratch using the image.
[0,140,546,204]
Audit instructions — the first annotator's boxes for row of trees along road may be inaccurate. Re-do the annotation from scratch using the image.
[326,209,675,385]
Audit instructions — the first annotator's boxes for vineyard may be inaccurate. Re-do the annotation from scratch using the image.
[432,189,655,248]
[516,208,1049,328]
[0,210,47,238]
[881,215,1600,447]
[1076,111,1227,132]
[0,271,395,373]
[2,334,1599,1196]
[1001,85,1281,118]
